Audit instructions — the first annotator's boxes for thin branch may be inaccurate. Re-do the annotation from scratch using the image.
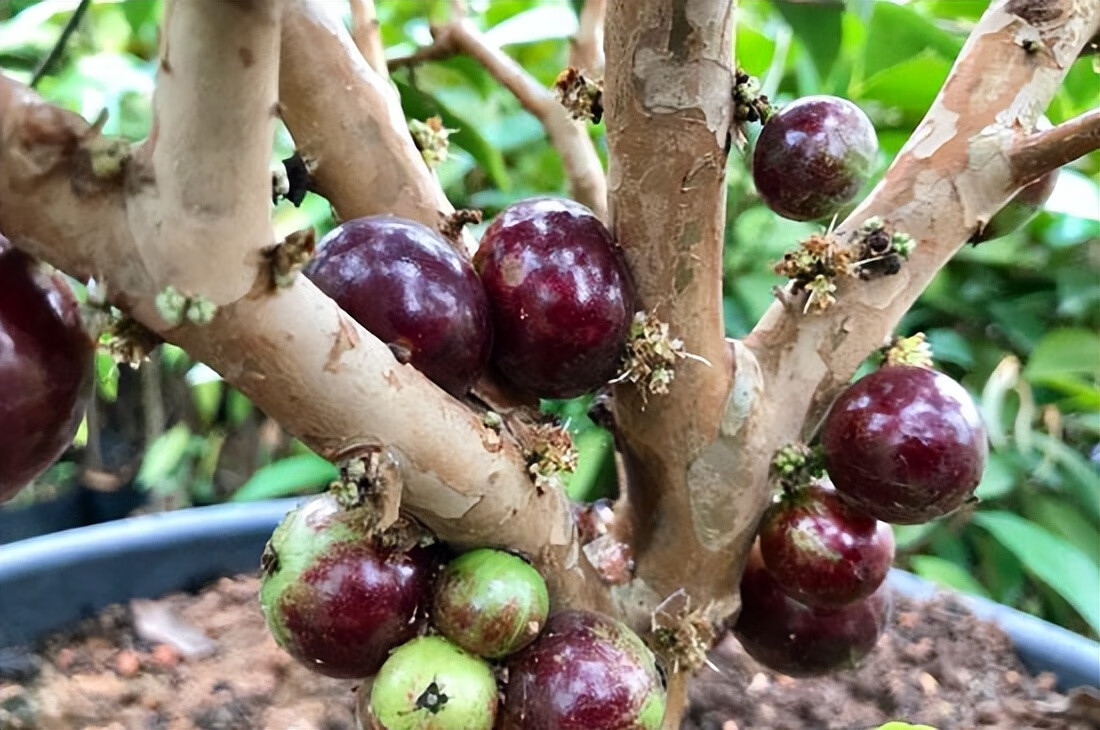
[392,20,608,219]
[280,1,473,250]
[450,0,469,20]
[569,0,606,77]
[30,0,92,88]
[349,0,389,80]
[1009,107,1100,186]
[134,0,282,308]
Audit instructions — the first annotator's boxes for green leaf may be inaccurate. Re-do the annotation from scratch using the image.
[892,522,939,551]
[736,25,777,77]
[1024,495,1100,566]
[230,453,339,503]
[863,2,963,78]
[94,350,119,402]
[394,79,510,191]
[975,451,1018,501]
[566,427,616,502]
[973,511,1100,634]
[774,1,844,81]
[136,423,192,490]
[857,50,952,124]
[910,555,991,599]
[1024,328,1100,383]
[926,328,974,368]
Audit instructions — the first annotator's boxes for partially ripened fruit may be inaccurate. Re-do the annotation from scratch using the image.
[431,548,549,659]
[366,636,498,730]
[973,168,1059,243]
[501,609,665,730]
[304,215,491,397]
[0,237,94,504]
[473,197,634,399]
[259,494,441,679]
[733,545,891,677]
[758,479,895,608]
[821,365,988,524]
[752,95,878,221]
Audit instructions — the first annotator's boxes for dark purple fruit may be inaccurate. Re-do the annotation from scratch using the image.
[758,479,895,609]
[973,168,1059,243]
[0,237,94,504]
[752,95,878,221]
[821,365,988,524]
[473,197,634,399]
[259,494,441,679]
[733,545,891,677]
[304,215,491,397]
[501,610,665,730]
[431,548,549,659]
[366,636,498,730]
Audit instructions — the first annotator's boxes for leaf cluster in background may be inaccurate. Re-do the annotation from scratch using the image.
[0,0,1096,636]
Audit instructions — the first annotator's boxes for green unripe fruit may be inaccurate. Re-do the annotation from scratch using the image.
[431,548,549,659]
[367,636,498,730]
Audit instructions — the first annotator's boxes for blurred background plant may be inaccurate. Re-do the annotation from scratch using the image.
[0,0,1096,638]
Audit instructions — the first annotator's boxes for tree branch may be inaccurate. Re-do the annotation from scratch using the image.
[741,0,1100,553]
[0,28,605,616]
[348,0,389,80]
[134,0,282,308]
[602,0,739,623]
[1009,107,1100,186]
[389,21,608,220]
[569,0,606,77]
[279,1,470,247]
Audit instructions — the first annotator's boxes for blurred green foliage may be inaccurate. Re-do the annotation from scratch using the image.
[0,0,1097,636]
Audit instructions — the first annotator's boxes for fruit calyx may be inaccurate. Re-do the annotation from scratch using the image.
[770,442,827,496]
[611,310,706,404]
[881,331,934,369]
[554,66,604,123]
[849,217,916,280]
[732,67,773,124]
[263,227,316,290]
[650,589,716,674]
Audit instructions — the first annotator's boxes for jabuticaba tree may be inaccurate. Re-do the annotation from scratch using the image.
[0,1,1098,727]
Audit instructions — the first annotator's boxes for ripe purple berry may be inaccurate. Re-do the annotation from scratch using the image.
[753,95,878,221]
[821,365,988,524]
[304,216,491,397]
[474,197,635,399]
[759,479,895,609]
[0,238,94,504]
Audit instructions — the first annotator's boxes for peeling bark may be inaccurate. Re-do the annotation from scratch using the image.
[604,0,738,616]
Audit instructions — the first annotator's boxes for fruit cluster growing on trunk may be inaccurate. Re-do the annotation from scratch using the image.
[262,494,666,730]
[305,197,634,401]
[735,358,988,677]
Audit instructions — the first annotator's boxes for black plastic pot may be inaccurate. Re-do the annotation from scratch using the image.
[0,482,147,546]
[0,500,1097,692]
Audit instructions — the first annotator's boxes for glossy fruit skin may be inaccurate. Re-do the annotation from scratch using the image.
[973,168,1059,243]
[431,548,549,659]
[0,238,94,504]
[821,365,988,525]
[304,216,491,397]
[758,480,895,609]
[367,636,498,730]
[473,197,634,399]
[752,95,878,222]
[501,609,666,730]
[733,545,891,677]
[259,494,441,679]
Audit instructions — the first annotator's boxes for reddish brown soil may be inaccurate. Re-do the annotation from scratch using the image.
[2,576,1097,730]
